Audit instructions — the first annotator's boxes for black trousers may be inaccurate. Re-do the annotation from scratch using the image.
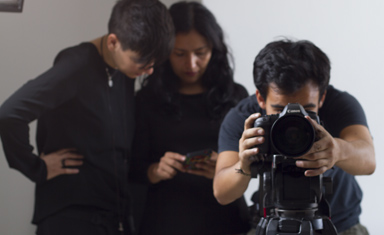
[36,206,133,235]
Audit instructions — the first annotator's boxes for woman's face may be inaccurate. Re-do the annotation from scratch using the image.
[169,29,212,92]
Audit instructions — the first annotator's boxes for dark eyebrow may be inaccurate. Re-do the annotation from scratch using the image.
[271,103,317,109]
[302,103,317,109]
[271,104,285,110]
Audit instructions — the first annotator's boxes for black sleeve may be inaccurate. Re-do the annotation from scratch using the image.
[218,107,246,154]
[320,87,368,137]
[218,95,261,154]
[0,49,83,183]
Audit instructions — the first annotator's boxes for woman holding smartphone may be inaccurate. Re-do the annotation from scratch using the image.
[131,2,250,234]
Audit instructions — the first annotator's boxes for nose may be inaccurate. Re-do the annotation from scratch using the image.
[186,54,197,70]
[137,67,154,77]
[144,67,154,76]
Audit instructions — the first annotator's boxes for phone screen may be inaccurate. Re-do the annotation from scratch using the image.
[183,149,212,170]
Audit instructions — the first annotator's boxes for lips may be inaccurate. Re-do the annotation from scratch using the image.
[185,71,198,77]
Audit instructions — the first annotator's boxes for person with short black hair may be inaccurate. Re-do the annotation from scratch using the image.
[0,0,174,234]
[131,2,250,234]
[213,39,375,235]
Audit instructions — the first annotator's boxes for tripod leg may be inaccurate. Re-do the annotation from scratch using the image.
[320,218,338,235]
[255,217,268,235]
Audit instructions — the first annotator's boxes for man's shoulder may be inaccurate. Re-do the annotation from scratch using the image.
[54,42,99,66]
[321,85,367,136]
[222,94,261,127]
[325,85,362,102]
[57,42,97,56]
[219,95,259,153]
[231,94,261,116]
[322,85,362,112]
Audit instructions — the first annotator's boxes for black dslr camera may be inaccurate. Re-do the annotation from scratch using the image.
[254,103,319,158]
[251,103,337,235]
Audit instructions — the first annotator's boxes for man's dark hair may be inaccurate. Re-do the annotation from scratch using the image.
[253,39,331,100]
[108,0,174,66]
[142,1,242,120]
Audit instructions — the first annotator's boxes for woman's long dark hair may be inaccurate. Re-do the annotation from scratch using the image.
[141,1,240,120]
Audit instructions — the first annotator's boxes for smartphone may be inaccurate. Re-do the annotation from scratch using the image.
[183,149,212,170]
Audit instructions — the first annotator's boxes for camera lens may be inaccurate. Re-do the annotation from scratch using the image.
[270,116,315,157]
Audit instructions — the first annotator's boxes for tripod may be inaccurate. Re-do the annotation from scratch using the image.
[251,155,338,235]
[255,207,337,235]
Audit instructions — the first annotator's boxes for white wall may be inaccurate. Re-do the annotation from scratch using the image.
[203,0,384,234]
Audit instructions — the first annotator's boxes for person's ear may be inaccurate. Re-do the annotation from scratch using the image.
[256,90,267,109]
[106,34,119,51]
[319,90,327,108]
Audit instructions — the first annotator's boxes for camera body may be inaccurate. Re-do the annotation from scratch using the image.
[254,103,320,158]
[250,104,336,234]
[252,103,322,210]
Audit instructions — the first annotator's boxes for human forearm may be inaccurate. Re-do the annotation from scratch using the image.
[214,164,251,205]
[334,137,375,175]
[297,123,376,177]
[0,119,47,183]
[147,162,162,184]
[214,114,263,204]
[213,152,252,205]
[0,65,79,182]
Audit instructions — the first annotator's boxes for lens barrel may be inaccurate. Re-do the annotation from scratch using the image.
[271,115,315,157]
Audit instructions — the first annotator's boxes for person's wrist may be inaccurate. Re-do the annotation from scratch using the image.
[235,168,251,176]
[148,163,161,184]
[236,162,251,176]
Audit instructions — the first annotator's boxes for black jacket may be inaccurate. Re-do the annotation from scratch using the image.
[0,43,135,223]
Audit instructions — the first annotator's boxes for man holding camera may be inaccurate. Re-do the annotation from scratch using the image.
[213,39,375,234]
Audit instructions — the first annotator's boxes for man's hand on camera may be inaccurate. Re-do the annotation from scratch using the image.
[295,116,339,177]
[186,151,218,179]
[41,148,84,180]
[148,151,186,184]
[238,113,265,173]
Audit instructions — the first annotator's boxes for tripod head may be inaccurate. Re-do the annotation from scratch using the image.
[250,154,337,235]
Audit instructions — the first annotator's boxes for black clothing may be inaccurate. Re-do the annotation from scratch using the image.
[0,43,135,228]
[36,206,131,235]
[218,85,368,233]
[133,84,251,235]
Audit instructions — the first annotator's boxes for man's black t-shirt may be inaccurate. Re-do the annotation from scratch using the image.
[218,85,368,233]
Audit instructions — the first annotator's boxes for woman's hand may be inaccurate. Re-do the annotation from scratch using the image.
[147,151,186,184]
[186,151,218,179]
